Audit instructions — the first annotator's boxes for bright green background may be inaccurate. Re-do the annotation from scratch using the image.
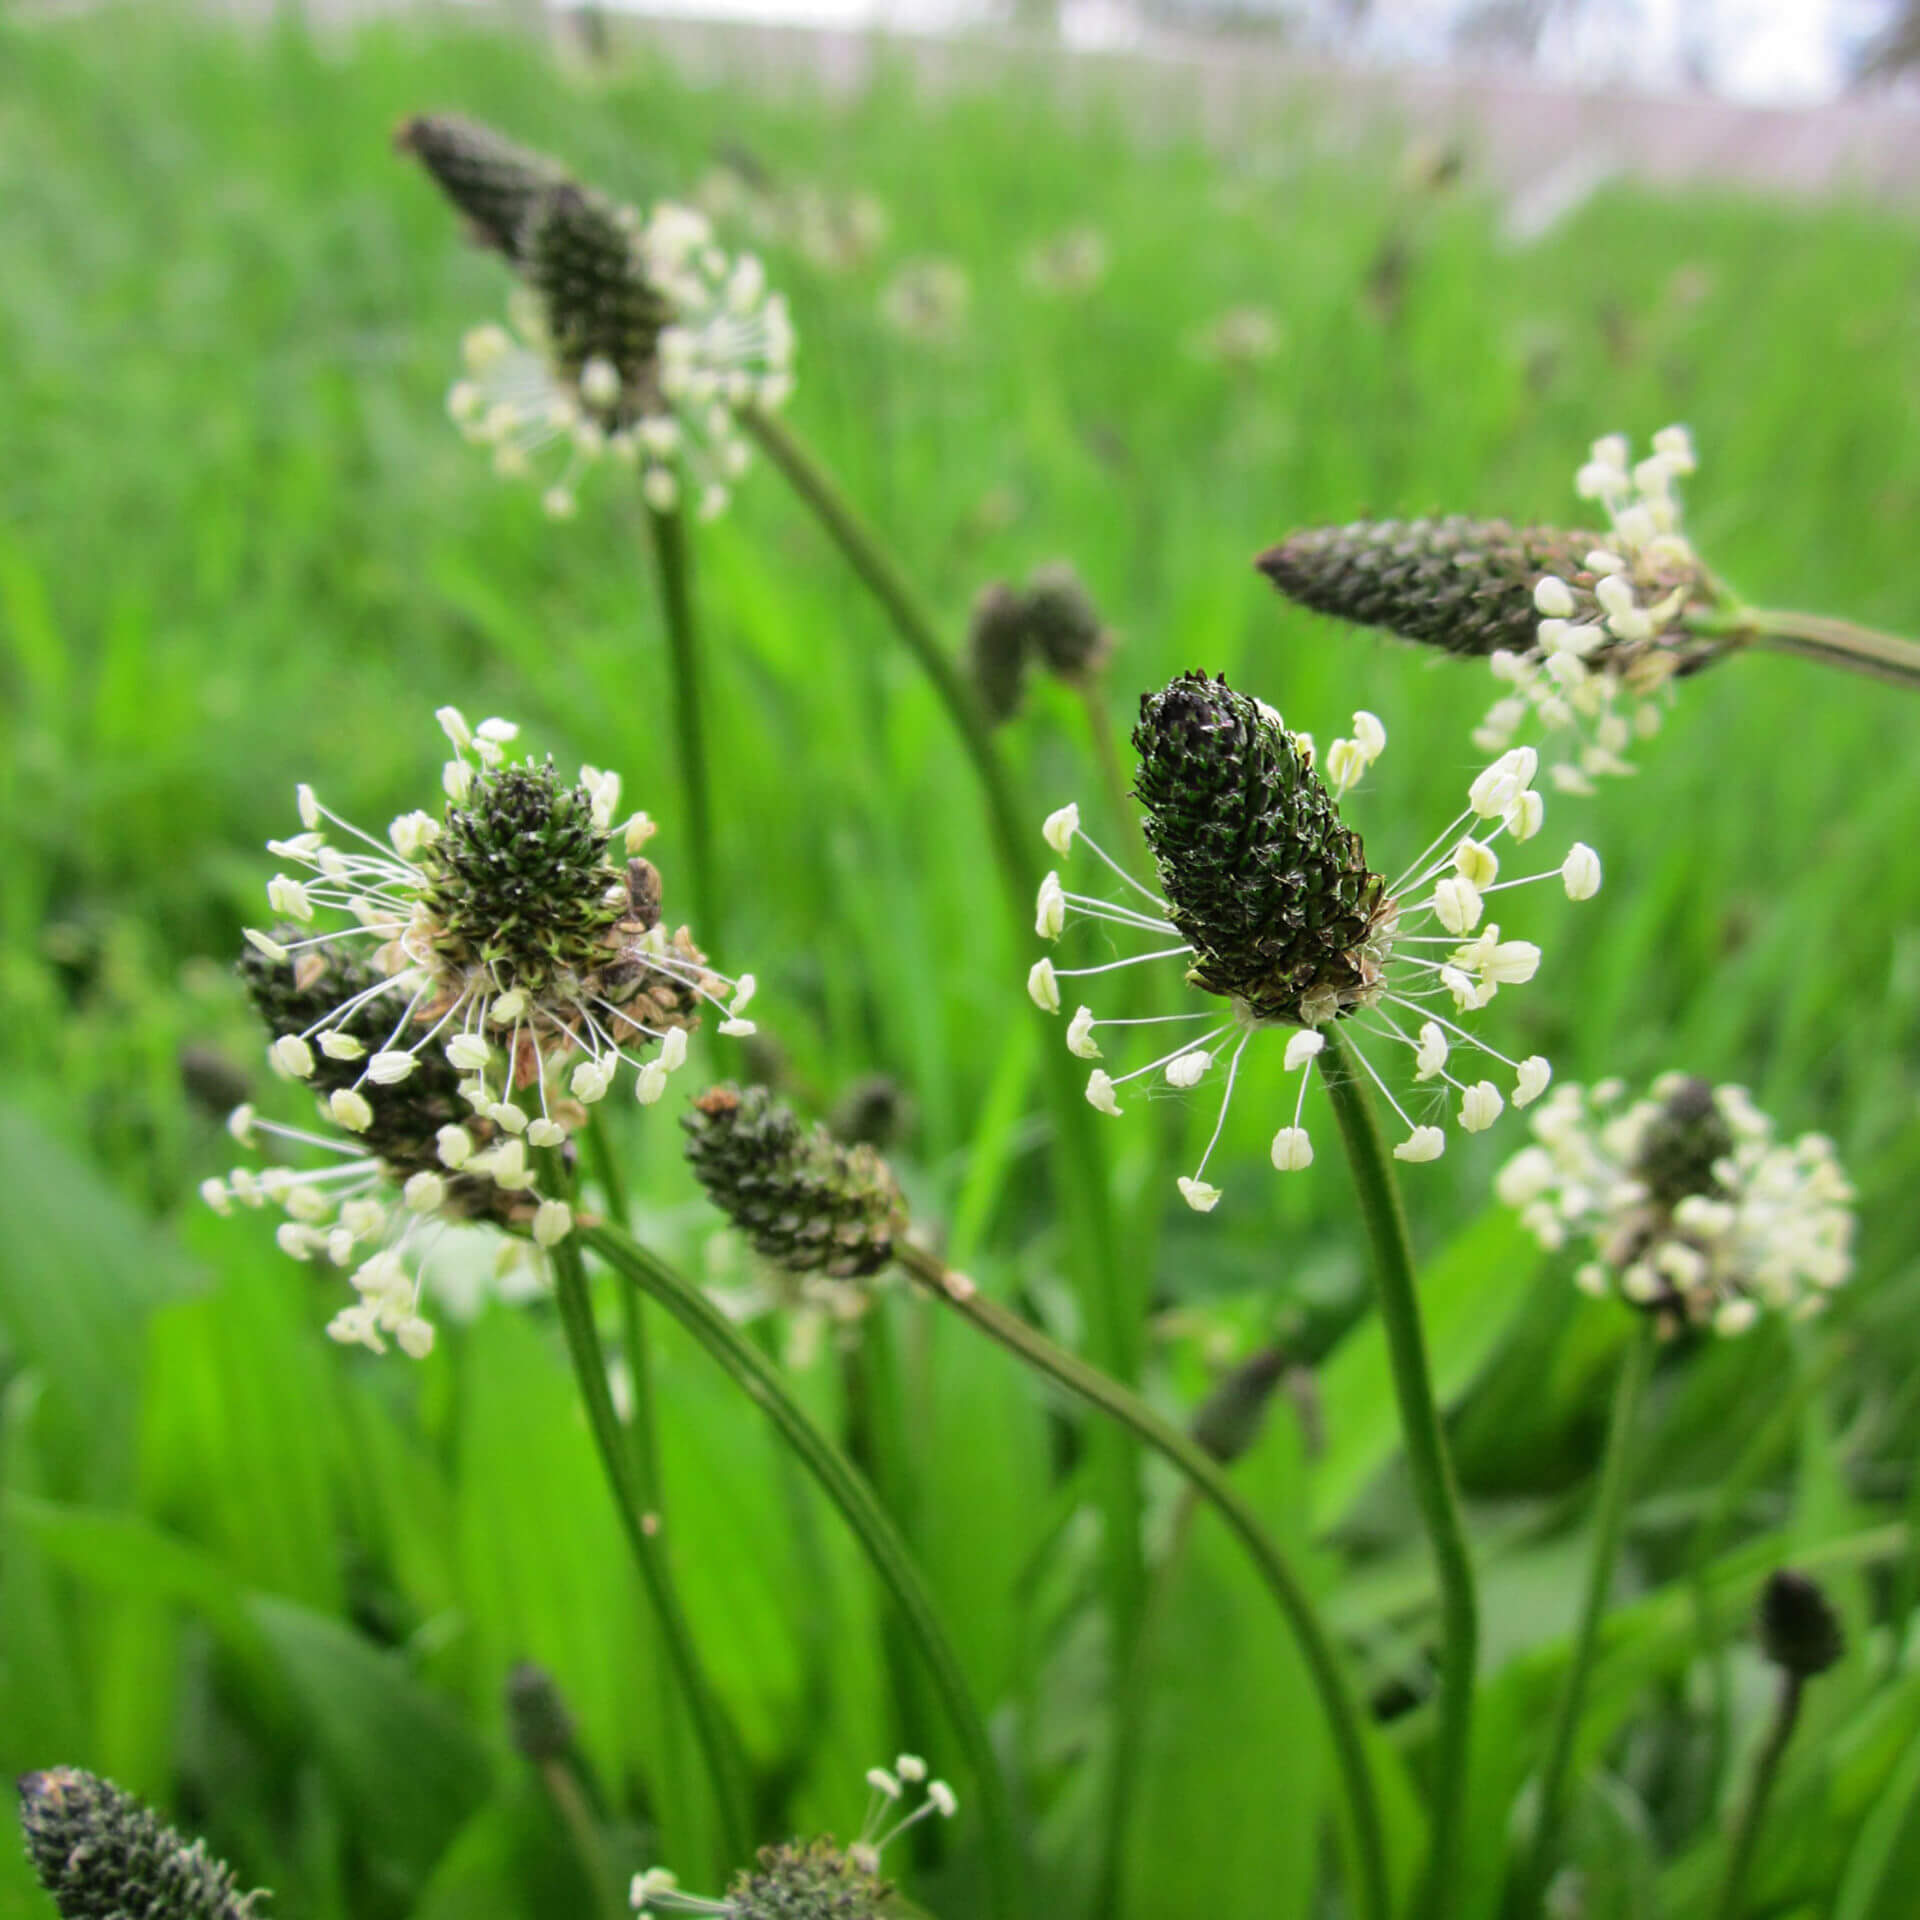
[4,7,1920,1916]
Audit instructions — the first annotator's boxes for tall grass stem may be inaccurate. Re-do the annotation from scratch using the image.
[1711,1670,1804,1920]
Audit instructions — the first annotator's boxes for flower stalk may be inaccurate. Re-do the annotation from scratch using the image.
[1688,604,1920,690]
[741,397,1144,1848]
[579,1220,1025,1920]
[888,1237,1390,1920]
[547,1221,751,1870]
[1316,1026,1476,1920]
[1522,1317,1657,1897]
[645,500,719,945]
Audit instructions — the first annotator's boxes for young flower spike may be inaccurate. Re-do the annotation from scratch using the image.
[1496,1074,1854,1336]
[408,121,796,521]
[209,710,755,1353]
[1258,426,1732,792]
[1034,671,1598,1208]
[631,1756,956,1916]
[19,1767,264,1920]
[682,1084,907,1279]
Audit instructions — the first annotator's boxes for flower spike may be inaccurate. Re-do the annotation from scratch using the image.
[1033,671,1592,1208]
[1497,1073,1854,1336]
[407,114,796,520]
[1260,426,1735,790]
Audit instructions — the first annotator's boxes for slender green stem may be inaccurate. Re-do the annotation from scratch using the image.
[644,501,719,941]
[1712,1671,1803,1920]
[1686,604,1920,690]
[581,1221,1024,1920]
[744,401,1142,1868]
[892,1239,1390,1920]
[538,1754,628,1920]
[583,1117,658,1503]
[1316,1030,1475,1920]
[547,1231,749,1867]
[1525,1319,1656,1895]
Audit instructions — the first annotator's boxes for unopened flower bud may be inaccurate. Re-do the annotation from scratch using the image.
[683,1085,907,1279]
[1757,1569,1844,1678]
[395,112,567,262]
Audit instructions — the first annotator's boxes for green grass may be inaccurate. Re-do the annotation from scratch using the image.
[4,7,1920,1917]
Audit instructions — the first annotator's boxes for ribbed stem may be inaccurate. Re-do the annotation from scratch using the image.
[1712,1671,1803,1920]
[743,402,1141,1882]
[645,501,719,942]
[892,1239,1390,1920]
[1525,1319,1656,1895]
[1687,605,1920,690]
[546,1231,748,1869]
[581,1221,1024,1920]
[1316,1029,1476,1920]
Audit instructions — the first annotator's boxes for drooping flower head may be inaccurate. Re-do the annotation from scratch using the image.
[404,116,796,520]
[1030,671,1602,1209]
[1496,1074,1854,1336]
[632,1755,956,1916]
[1258,426,1731,792]
[205,708,757,1354]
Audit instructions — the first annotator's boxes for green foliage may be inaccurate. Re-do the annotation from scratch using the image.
[3,8,1920,1918]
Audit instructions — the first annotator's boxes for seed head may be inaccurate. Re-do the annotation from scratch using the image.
[683,1086,906,1280]
[966,582,1029,725]
[1022,561,1110,681]
[1190,1346,1289,1465]
[505,1660,579,1763]
[1133,671,1389,1027]
[1757,1569,1845,1679]
[724,1838,891,1918]
[18,1767,264,1919]
[1630,1074,1735,1210]
[396,112,566,261]
[1258,516,1602,658]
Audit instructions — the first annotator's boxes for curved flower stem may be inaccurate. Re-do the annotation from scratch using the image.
[546,1228,749,1868]
[581,1221,1025,1920]
[1524,1318,1656,1898]
[891,1238,1390,1920]
[537,1753,629,1920]
[1686,605,1920,690]
[1315,1029,1475,1920]
[743,401,1142,1858]
[644,500,719,942]
[1711,1670,1804,1920]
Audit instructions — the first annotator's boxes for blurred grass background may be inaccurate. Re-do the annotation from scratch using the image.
[4,6,1920,1916]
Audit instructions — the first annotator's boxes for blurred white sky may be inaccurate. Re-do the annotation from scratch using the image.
[596,0,1899,104]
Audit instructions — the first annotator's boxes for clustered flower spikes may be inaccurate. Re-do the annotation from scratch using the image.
[404,114,796,521]
[204,707,757,1355]
[1497,1074,1854,1336]
[1258,426,1731,792]
[1030,671,1603,1209]
[631,1756,956,1917]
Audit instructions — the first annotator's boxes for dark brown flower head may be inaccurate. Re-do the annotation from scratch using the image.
[966,582,1029,725]
[1132,671,1390,1027]
[683,1086,907,1280]
[1023,561,1111,682]
[396,112,566,261]
[521,183,673,425]
[1758,1569,1844,1679]
[1257,517,1604,659]
[18,1767,263,1920]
